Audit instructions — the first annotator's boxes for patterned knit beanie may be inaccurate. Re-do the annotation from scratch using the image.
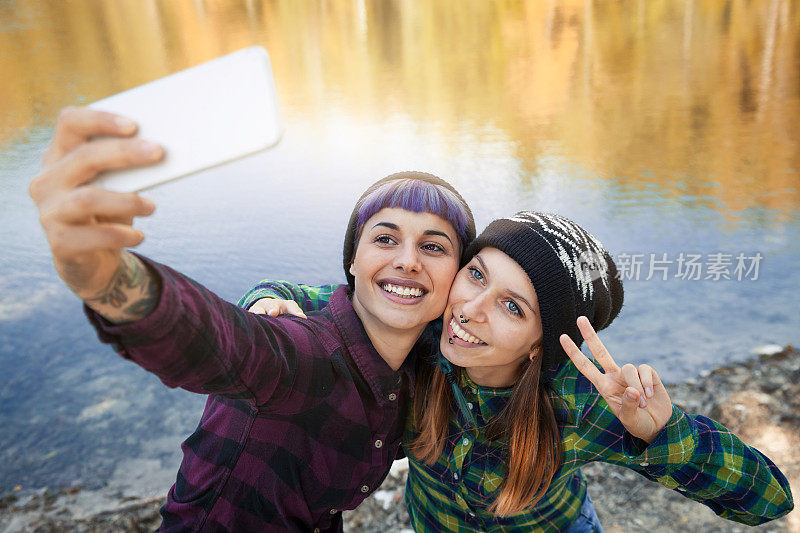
[342,171,476,287]
[463,212,623,373]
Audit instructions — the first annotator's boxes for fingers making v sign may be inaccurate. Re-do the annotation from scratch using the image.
[559,316,673,444]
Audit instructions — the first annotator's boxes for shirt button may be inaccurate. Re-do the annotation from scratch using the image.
[330,509,338,514]
[453,472,459,480]
[375,439,383,448]
[467,402,473,409]
[388,393,397,401]
[640,461,649,467]
[462,438,470,446]
[361,485,370,493]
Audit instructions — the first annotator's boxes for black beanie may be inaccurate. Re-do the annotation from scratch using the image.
[342,171,476,287]
[463,212,623,373]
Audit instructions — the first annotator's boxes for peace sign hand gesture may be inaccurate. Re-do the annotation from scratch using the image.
[559,317,673,444]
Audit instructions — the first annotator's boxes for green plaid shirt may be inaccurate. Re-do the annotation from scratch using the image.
[238,280,339,313]
[241,281,794,531]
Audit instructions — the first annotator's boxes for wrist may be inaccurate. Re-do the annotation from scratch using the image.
[82,252,162,324]
[55,252,120,300]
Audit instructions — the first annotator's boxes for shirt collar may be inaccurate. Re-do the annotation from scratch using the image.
[327,286,416,406]
[459,369,513,423]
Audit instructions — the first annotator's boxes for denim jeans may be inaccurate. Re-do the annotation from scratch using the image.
[565,492,604,533]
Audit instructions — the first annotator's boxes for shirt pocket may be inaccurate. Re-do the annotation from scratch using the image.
[462,441,507,500]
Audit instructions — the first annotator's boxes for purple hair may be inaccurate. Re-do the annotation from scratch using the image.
[354,178,472,248]
[342,172,477,287]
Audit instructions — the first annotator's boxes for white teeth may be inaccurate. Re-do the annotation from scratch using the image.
[381,283,423,298]
[449,318,485,345]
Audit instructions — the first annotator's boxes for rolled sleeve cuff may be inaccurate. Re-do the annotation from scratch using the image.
[630,404,699,478]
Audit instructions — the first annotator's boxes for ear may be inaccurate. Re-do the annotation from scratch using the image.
[349,262,356,277]
[528,344,543,362]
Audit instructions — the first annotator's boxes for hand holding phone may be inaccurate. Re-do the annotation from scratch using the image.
[89,46,283,192]
[30,105,161,306]
[29,46,283,307]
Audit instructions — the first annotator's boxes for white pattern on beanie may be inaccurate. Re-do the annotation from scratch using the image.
[506,212,610,300]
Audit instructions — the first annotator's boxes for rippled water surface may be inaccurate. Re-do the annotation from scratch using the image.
[1,0,798,494]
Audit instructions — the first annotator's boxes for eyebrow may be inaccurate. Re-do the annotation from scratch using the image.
[371,222,455,248]
[474,254,536,314]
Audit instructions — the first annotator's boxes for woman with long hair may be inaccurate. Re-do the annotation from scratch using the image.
[248,212,792,531]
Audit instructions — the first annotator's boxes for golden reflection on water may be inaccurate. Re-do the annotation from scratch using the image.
[1,0,798,216]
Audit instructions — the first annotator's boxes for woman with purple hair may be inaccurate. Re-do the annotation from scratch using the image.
[30,107,477,532]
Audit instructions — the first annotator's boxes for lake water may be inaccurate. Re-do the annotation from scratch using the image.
[1,0,798,496]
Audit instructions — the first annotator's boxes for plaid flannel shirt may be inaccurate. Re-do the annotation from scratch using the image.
[86,260,415,532]
[249,281,794,532]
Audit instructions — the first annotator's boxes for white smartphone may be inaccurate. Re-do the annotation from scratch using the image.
[89,46,283,193]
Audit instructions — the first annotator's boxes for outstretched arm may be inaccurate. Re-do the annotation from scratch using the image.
[30,106,164,324]
[33,108,310,406]
[560,317,794,525]
[86,255,319,406]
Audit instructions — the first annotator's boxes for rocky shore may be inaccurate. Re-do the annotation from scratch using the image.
[2,346,796,532]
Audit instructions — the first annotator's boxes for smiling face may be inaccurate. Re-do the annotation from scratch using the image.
[349,207,461,338]
[440,247,543,387]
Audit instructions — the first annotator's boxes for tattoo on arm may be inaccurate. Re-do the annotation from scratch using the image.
[84,252,162,324]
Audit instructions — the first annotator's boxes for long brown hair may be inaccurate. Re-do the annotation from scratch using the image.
[408,353,562,516]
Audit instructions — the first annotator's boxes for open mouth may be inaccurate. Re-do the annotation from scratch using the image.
[380,282,426,300]
[448,317,486,345]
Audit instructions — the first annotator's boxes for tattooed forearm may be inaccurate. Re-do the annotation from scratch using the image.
[84,252,162,324]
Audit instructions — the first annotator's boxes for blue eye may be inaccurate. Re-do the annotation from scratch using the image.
[468,267,484,282]
[505,300,522,316]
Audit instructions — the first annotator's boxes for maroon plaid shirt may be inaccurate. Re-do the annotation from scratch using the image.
[86,257,416,532]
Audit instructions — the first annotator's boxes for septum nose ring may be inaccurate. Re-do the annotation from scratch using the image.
[459,314,470,324]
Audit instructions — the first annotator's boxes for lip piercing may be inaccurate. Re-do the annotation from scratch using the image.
[459,314,469,324]
[448,337,454,344]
